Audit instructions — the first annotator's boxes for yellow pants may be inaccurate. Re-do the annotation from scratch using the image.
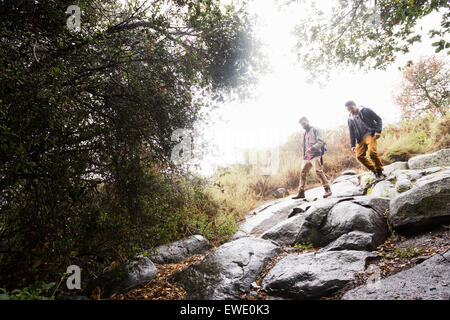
[298,157,330,192]
[356,134,384,172]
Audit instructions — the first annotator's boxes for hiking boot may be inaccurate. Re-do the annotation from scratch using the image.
[323,186,332,198]
[375,169,386,180]
[291,190,305,200]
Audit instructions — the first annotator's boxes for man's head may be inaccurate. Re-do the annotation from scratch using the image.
[345,100,359,115]
[299,116,310,130]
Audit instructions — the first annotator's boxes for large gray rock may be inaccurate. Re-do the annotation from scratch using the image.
[260,214,306,245]
[408,148,450,170]
[150,235,211,264]
[169,237,280,300]
[318,231,376,252]
[233,198,306,239]
[262,250,376,299]
[395,179,412,193]
[341,169,358,176]
[343,250,450,300]
[86,257,157,298]
[383,162,408,176]
[296,197,388,248]
[369,180,399,199]
[272,188,289,198]
[390,169,450,233]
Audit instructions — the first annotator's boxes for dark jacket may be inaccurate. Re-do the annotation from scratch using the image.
[301,126,324,159]
[348,107,382,148]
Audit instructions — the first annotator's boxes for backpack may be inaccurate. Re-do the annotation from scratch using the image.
[320,142,327,165]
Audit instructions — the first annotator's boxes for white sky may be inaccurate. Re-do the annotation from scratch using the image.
[192,0,449,175]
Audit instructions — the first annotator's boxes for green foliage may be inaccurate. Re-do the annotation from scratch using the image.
[293,241,314,251]
[0,282,57,300]
[382,246,426,259]
[0,0,261,291]
[290,0,450,80]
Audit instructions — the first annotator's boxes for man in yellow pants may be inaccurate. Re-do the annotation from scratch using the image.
[345,100,386,180]
[292,117,332,200]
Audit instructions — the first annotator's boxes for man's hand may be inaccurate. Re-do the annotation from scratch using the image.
[374,132,381,140]
[351,147,356,154]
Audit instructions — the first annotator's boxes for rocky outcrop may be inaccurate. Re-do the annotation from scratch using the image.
[390,169,450,233]
[169,237,280,300]
[86,256,157,298]
[260,214,306,245]
[369,180,399,198]
[318,231,376,252]
[262,250,376,299]
[150,235,211,264]
[383,161,408,176]
[295,197,389,248]
[342,250,450,300]
[233,198,306,239]
[408,148,450,170]
[272,188,289,198]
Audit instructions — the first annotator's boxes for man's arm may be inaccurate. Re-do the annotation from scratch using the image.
[348,119,356,149]
[300,132,304,156]
[363,108,382,133]
[311,128,324,153]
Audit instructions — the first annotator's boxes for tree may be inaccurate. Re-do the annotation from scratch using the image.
[395,55,449,119]
[289,0,450,80]
[0,0,262,288]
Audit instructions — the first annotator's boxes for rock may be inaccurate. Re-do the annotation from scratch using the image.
[86,257,157,298]
[342,169,358,176]
[233,198,306,239]
[169,237,280,300]
[296,197,388,248]
[392,169,424,182]
[262,250,376,299]
[390,170,450,233]
[395,179,412,193]
[383,162,408,176]
[260,214,306,245]
[272,188,289,198]
[408,148,450,170]
[369,180,399,199]
[332,174,359,185]
[318,231,376,252]
[330,180,364,197]
[150,235,211,264]
[342,250,450,300]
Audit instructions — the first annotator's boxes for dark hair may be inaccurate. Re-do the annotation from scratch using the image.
[345,100,356,107]
[299,116,308,123]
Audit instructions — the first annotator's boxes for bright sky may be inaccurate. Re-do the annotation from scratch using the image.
[192,0,449,175]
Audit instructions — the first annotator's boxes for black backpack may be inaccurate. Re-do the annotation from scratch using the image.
[320,141,327,165]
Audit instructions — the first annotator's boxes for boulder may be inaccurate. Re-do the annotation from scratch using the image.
[392,169,424,182]
[395,179,412,193]
[408,148,450,170]
[369,180,399,199]
[262,250,376,299]
[150,235,211,264]
[233,198,306,239]
[390,169,450,233]
[86,257,157,298]
[383,162,408,176]
[272,188,289,198]
[169,237,280,300]
[318,231,376,252]
[296,197,388,248]
[342,250,450,300]
[260,214,306,245]
[330,180,364,198]
[342,169,358,176]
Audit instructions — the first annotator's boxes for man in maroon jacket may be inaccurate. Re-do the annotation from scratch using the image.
[292,117,332,200]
